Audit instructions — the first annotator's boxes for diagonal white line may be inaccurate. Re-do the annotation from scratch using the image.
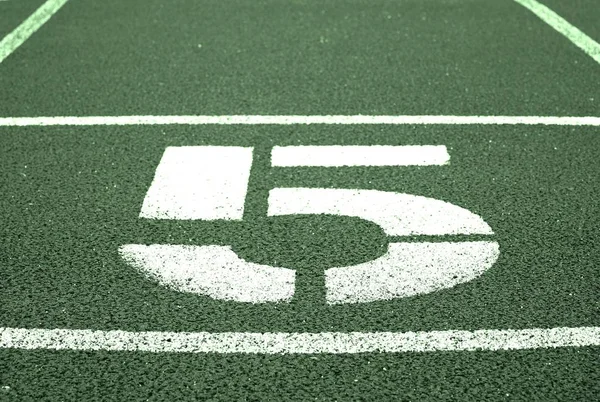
[0,115,600,126]
[514,0,600,65]
[0,0,70,64]
[1,326,599,354]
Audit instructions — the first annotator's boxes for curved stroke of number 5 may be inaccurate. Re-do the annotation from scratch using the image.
[119,146,499,304]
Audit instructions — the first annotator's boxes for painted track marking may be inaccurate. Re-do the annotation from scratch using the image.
[139,146,253,220]
[119,244,295,303]
[0,0,69,64]
[1,327,598,354]
[123,147,498,304]
[268,188,493,237]
[271,145,450,167]
[1,115,600,126]
[324,241,499,304]
[268,187,497,303]
[515,0,600,65]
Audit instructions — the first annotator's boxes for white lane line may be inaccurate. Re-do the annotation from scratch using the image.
[271,145,450,167]
[0,0,69,64]
[139,146,253,220]
[515,0,600,65]
[1,327,598,354]
[1,115,600,126]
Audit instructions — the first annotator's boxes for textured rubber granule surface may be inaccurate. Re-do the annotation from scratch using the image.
[0,0,599,400]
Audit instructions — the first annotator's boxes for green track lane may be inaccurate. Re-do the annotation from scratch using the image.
[0,0,599,400]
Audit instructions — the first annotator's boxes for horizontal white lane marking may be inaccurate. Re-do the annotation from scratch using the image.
[1,327,598,353]
[0,0,69,64]
[515,0,600,65]
[139,146,253,220]
[271,145,450,167]
[1,115,600,126]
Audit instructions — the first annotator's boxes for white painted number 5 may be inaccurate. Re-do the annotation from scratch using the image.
[120,146,499,304]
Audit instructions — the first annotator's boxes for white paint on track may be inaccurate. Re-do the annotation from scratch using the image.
[515,0,600,65]
[271,145,450,167]
[139,146,253,220]
[0,0,69,64]
[119,244,295,303]
[268,188,494,236]
[269,188,498,302]
[0,115,600,126]
[1,326,598,354]
[326,241,500,304]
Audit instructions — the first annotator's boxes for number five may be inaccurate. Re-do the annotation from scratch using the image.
[120,146,499,304]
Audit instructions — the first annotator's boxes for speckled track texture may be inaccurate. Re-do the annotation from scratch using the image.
[0,0,599,400]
